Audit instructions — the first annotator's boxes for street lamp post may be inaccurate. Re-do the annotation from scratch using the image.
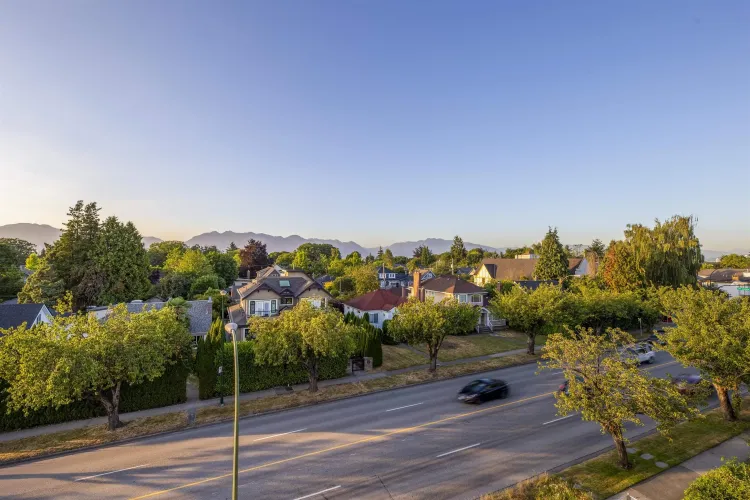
[224,322,240,500]
[638,317,642,338]
[219,289,227,323]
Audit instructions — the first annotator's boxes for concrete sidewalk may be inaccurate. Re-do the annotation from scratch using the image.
[0,346,531,443]
[608,431,750,500]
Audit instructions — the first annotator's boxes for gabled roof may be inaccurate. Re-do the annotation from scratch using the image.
[0,303,47,330]
[237,274,330,300]
[421,275,486,294]
[479,258,583,281]
[255,266,280,280]
[315,274,334,285]
[228,303,247,328]
[344,289,408,312]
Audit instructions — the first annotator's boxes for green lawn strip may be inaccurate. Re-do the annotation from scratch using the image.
[560,398,750,499]
[482,473,593,500]
[380,344,428,371]
[412,333,532,362]
[0,352,540,465]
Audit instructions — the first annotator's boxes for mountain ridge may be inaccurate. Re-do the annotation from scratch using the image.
[0,223,742,260]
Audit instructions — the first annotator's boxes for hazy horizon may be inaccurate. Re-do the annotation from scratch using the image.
[1,2,748,249]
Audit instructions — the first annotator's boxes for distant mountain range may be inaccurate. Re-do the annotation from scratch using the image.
[0,223,743,261]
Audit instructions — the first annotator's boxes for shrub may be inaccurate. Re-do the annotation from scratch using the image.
[214,341,348,395]
[190,274,220,298]
[195,319,224,399]
[381,319,398,345]
[483,473,592,500]
[683,459,750,500]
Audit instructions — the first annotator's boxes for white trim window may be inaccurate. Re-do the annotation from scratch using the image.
[280,297,293,306]
[458,294,468,303]
[370,312,379,324]
[471,294,483,304]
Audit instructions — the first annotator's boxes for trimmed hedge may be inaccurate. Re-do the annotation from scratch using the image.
[0,361,189,432]
[683,459,750,500]
[214,341,349,395]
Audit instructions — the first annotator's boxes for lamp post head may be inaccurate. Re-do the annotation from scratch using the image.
[220,290,227,296]
[225,322,238,334]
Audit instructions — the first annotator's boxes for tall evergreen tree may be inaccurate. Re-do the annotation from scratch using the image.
[195,318,225,399]
[45,201,102,310]
[377,246,384,260]
[94,217,151,304]
[450,236,467,265]
[534,227,569,280]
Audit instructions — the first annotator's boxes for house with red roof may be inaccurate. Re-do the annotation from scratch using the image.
[343,288,409,329]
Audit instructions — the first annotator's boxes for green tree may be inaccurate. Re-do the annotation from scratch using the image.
[683,459,750,500]
[432,255,451,276]
[535,227,569,280]
[717,253,750,269]
[418,246,433,268]
[165,248,213,278]
[251,301,357,392]
[0,238,36,266]
[350,265,379,296]
[601,240,641,291]
[45,201,103,310]
[0,267,24,298]
[155,272,191,299]
[17,258,65,305]
[389,299,479,372]
[238,239,271,278]
[190,274,221,298]
[206,250,239,286]
[466,248,485,266]
[659,286,750,421]
[291,249,312,273]
[450,236,467,265]
[24,253,41,272]
[195,318,224,399]
[489,283,569,354]
[383,248,395,269]
[585,239,606,261]
[0,304,190,430]
[377,246,384,260]
[94,217,151,304]
[502,246,533,259]
[146,241,187,268]
[195,288,227,320]
[345,251,362,267]
[541,327,698,469]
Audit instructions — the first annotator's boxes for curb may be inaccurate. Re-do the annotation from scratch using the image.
[0,355,540,468]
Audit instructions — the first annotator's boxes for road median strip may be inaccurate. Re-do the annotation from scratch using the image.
[0,352,539,466]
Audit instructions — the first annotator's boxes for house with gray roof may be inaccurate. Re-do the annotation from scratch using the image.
[230,272,333,340]
[88,299,213,344]
[0,303,55,332]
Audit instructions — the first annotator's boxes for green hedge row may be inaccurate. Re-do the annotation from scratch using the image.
[213,341,349,395]
[0,361,189,432]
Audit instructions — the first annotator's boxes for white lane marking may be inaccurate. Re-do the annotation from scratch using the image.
[292,485,342,500]
[74,463,150,481]
[543,414,576,425]
[385,402,424,412]
[436,442,481,458]
[253,428,307,442]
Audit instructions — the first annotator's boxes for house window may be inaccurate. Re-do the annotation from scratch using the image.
[271,299,277,313]
[280,297,293,306]
[388,273,396,279]
[249,301,255,314]
[458,294,468,303]
[471,294,483,303]
[370,313,379,324]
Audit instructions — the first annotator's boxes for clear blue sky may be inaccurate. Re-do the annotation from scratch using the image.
[1,1,748,250]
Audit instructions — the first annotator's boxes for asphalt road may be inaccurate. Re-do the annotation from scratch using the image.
[0,352,696,500]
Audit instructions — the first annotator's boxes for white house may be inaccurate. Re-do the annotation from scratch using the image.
[343,288,409,329]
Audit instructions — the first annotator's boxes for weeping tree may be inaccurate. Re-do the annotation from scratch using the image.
[659,286,750,421]
[541,328,698,469]
[0,304,190,430]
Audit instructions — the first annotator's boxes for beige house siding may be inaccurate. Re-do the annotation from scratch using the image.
[424,290,453,302]
[298,288,331,305]
[474,266,493,286]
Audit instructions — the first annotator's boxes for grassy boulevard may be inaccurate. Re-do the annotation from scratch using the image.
[484,397,750,500]
[0,351,537,466]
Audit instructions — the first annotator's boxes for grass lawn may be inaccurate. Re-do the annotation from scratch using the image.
[380,344,428,371]
[482,473,593,500]
[560,398,750,499]
[413,332,544,362]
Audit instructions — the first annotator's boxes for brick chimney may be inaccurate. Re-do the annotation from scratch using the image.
[412,271,423,300]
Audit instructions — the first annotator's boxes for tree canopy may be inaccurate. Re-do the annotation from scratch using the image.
[239,239,271,278]
[251,301,358,392]
[389,298,479,371]
[541,328,697,469]
[0,303,191,430]
[659,286,750,421]
[94,217,151,304]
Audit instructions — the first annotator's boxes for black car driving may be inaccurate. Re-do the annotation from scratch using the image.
[457,379,509,404]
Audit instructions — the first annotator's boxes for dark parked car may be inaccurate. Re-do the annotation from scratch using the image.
[458,379,509,404]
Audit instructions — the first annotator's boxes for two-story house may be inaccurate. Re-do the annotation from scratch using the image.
[377,267,409,289]
[473,257,592,286]
[228,272,333,340]
[409,271,501,332]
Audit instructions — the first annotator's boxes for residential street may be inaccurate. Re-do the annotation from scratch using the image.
[0,352,695,500]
